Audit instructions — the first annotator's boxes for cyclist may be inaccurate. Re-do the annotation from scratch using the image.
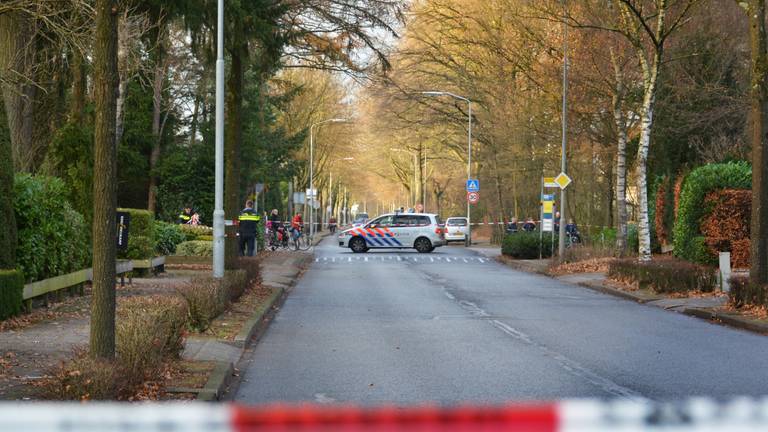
[291,212,304,238]
[267,209,283,249]
[565,218,581,244]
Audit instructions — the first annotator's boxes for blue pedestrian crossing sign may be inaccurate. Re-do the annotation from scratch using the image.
[466,179,480,192]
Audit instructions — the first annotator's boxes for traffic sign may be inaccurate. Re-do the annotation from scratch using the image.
[306,188,317,198]
[466,179,480,192]
[554,172,572,189]
[541,194,555,201]
[543,177,558,188]
[467,191,480,204]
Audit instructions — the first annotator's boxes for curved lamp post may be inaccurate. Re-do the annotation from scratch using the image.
[420,91,472,246]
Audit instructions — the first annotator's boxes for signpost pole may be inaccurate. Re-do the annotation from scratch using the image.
[212,0,225,279]
[557,0,569,264]
[539,178,544,260]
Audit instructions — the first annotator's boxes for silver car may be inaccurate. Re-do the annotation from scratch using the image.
[338,213,446,253]
[444,217,468,242]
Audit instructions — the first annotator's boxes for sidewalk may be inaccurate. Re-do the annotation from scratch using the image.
[0,251,312,400]
[491,255,768,335]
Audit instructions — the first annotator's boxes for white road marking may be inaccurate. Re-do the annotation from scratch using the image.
[462,258,468,263]
[436,257,443,261]
[397,256,402,261]
[315,258,319,263]
[478,258,486,263]
[445,258,452,263]
[430,257,434,262]
[323,257,327,262]
[314,393,337,404]
[332,257,336,262]
[348,257,352,262]
[365,257,369,262]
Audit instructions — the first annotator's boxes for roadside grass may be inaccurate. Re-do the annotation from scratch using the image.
[206,283,276,341]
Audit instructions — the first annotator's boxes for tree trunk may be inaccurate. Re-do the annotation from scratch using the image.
[147,25,167,214]
[747,0,768,285]
[224,29,246,269]
[0,101,16,270]
[611,50,629,257]
[70,50,87,126]
[90,0,119,360]
[114,12,129,146]
[635,51,661,261]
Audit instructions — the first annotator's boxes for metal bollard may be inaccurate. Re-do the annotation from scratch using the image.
[719,251,732,292]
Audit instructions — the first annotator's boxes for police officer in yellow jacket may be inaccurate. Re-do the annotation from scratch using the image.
[178,206,193,224]
[238,200,261,256]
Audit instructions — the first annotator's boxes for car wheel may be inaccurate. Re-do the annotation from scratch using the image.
[349,236,368,253]
[414,237,433,253]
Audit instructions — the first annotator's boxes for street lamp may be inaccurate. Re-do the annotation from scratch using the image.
[309,118,348,239]
[212,0,225,278]
[420,91,473,246]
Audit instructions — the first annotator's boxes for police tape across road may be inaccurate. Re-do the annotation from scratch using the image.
[4,399,768,431]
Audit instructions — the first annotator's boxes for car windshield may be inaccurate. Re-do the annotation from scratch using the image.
[447,218,467,226]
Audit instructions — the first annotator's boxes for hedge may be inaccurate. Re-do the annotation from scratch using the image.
[0,269,23,320]
[699,189,751,268]
[608,257,717,294]
[673,161,751,264]
[117,208,156,260]
[729,276,768,308]
[154,221,187,255]
[14,174,90,282]
[179,224,213,241]
[502,232,557,259]
[175,240,213,257]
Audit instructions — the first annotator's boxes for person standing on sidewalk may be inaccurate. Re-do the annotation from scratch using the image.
[238,200,261,256]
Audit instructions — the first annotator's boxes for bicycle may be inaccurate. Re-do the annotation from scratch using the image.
[266,225,290,251]
[291,226,313,251]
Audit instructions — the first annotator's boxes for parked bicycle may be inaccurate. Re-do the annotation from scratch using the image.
[290,225,312,251]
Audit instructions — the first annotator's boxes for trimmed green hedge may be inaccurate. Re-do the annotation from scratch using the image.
[179,225,213,241]
[673,162,751,263]
[502,232,557,259]
[175,240,213,257]
[155,221,186,255]
[0,269,24,320]
[118,208,156,260]
[14,174,90,282]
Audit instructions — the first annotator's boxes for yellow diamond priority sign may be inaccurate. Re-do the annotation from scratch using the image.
[554,172,572,190]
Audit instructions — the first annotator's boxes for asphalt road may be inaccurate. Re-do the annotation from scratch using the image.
[234,236,768,404]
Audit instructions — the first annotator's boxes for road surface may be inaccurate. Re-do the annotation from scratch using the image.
[234,236,768,404]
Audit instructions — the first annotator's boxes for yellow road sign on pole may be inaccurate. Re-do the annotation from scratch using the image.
[554,172,572,189]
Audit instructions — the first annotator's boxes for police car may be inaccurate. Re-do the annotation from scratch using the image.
[338,213,446,253]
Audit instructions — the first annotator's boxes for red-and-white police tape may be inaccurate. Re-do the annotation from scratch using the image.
[3,399,768,431]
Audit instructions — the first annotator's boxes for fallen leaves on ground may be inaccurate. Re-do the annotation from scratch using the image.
[723,304,768,320]
[549,258,615,275]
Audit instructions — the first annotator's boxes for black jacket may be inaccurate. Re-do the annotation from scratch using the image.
[238,208,260,236]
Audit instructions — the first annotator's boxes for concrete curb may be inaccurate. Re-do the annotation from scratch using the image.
[682,307,768,334]
[493,256,550,275]
[576,280,662,304]
[197,361,234,401]
[233,287,285,348]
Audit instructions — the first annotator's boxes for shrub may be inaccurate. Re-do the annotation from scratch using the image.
[502,232,557,259]
[44,348,119,400]
[154,221,186,255]
[117,208,156,260]
[691,236,716,266]
[731,239,751,269]
[673,161,751,263]
[238,256,262,287]
[116,296,188,386]
[176,276,228,332]
[729,276,768,308]
[608,257,717,294]
[179,224,213,241]
[224,269,249,302]
[196,235,214,241]
[627,224,639,253]
[175,240,213,257]
[698,189,751,267]
[14,174,90,282]
[0,269,24,320]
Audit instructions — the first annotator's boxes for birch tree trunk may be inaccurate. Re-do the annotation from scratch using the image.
[114,12,129,146]
[90,0,119,360]
[611,50,629,257]
[635,51,661,261]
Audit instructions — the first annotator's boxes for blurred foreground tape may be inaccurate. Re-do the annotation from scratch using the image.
[2,399,768,431]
